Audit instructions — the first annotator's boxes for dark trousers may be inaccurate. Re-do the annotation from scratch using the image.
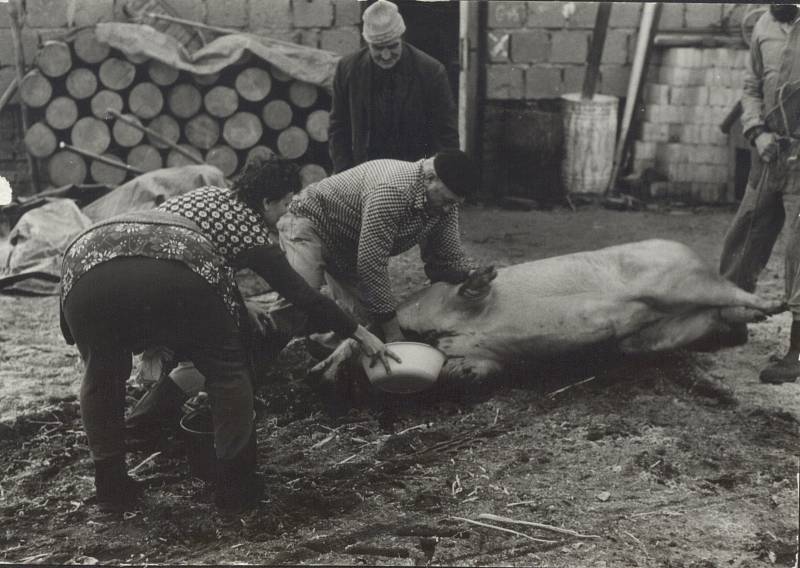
[63,257,254,461]
[719,146,800,316]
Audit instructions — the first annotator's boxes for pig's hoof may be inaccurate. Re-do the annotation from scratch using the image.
[440,358,501,392]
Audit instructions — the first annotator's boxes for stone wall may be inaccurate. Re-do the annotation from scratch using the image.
[0,0,361,195]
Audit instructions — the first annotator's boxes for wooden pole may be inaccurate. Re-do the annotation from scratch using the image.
[605,2,662,196]
[59,141,145,175]
[107,108,204,165]
[0,77,19,115]
[581,2,612,100]
[8,0,40,194]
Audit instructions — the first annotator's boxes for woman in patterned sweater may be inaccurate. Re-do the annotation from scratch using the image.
[60,157,394,516]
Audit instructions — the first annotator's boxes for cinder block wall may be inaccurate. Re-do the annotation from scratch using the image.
[0,0,361,195]
[483,1,748,202]
[633,48,747,203]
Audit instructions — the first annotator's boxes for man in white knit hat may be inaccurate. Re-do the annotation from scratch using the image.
[328,0,459,173]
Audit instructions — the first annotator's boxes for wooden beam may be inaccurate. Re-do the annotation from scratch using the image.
[8,0,40,194]
[458,1,481,157]
[581,2,613,100]
[606,2,663,196]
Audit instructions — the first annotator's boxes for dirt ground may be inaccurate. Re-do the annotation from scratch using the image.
[0,202,798,567]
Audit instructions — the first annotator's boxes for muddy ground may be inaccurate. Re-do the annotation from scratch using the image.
[0,203,798,566]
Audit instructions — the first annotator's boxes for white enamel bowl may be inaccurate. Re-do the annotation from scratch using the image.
[360,341,445,394]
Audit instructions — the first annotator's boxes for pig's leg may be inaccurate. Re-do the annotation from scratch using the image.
[642,268,784,313]
[440,356,504,387]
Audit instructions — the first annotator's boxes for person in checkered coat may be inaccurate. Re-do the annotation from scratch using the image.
[275,149,478,343]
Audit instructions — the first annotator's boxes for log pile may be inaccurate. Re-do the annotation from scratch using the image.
[21,27,332,189]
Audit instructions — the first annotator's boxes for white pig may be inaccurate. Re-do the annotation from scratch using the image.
[313,239,784,389]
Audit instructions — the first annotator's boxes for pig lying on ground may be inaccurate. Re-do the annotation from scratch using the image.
[312,239,785,390]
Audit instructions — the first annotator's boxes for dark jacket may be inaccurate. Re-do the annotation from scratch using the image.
[328,42,459,173]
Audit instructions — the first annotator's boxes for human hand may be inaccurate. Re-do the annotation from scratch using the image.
[755,132,779,163]
[353,325,402,374]
[244,299,272,337]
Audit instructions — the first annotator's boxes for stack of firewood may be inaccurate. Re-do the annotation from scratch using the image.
[20,27,331,189]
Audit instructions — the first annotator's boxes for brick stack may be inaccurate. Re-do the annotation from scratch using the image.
[632,47,748,203]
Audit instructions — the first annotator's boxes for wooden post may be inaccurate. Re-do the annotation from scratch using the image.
[0,77,19,115]
[8,0,40,194]
[606,2,662,196]
[581,2,612,100]
[458,1,481,157]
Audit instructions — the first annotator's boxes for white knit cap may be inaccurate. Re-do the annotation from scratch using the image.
[362,0,406,44]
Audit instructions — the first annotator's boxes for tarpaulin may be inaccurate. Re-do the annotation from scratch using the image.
[0,165,225,295]
[95,22,342,92]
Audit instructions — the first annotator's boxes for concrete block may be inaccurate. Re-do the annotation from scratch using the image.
[293,0,334,28]
[26,0,68,28]
[634,140,657,160]
[657,66,705,86]
[599,64,629,97]
[550,30,588,63]
[705,68,731,87]
[511,30,549,63]
[562,65,584,93]
[694,144,729,165]
[298,29,320,48]
[667,124,683,143]
[525,65,562,98]
[601,30,629,65]
[488,31,511,62]
[685,3,722,28]
[564,2,598,29]
[661,48,703,68]
[526,2,565,28]
[0,4,9,28]
[487,64,525,100]
[489,1,527,28]
[645,84,670,105]
[732,50,748,69]
[691,182,726,203]
[208,0,248,28]
[250,0,292,29]
[659,3,685,29]
[333,0,361,26]
[639,121,670,143]
[698,125,728,146]
[320,27,360,55]
[656,143,690,166]
[708,88,736,108]
[670,86,709,106]
[612,3,642,27]
[0,28,39,67]
[70,0,114,26]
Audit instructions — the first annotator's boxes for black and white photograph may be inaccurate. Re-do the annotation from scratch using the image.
[0,0,797,565]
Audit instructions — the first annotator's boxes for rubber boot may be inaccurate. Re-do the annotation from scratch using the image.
[125,373,189,443]
[214,429,263,517]
[93,455,144,512]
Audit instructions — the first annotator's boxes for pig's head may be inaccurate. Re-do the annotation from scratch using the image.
[398,266,498,339]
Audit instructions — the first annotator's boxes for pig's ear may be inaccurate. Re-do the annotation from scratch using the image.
[458,266,497,299]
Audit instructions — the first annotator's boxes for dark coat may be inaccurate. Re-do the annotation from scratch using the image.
[328,42,460,173]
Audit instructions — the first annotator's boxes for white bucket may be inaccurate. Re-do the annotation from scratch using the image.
[561,93,619,195]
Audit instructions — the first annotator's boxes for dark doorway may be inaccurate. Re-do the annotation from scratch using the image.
[362,0,461,103]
